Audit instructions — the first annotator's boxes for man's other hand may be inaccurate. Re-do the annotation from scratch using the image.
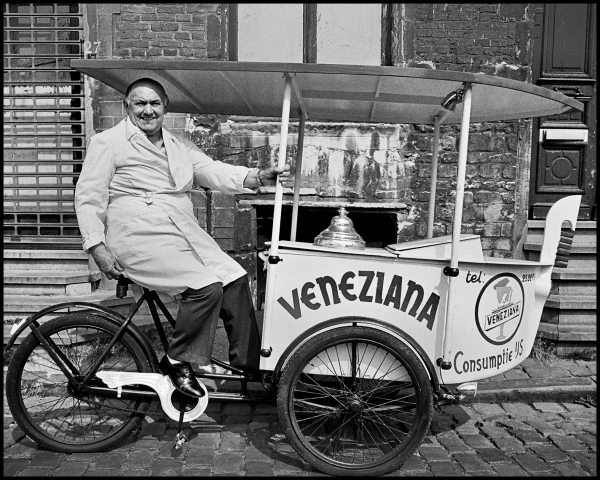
[258,165,291,186]
[89,243,124,280]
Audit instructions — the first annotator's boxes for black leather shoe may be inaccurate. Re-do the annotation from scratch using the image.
[159,356,205,398]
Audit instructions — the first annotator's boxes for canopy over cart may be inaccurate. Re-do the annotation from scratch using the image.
[71,58,583,372]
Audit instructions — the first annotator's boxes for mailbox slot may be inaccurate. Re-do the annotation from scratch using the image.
[539,128,588,143]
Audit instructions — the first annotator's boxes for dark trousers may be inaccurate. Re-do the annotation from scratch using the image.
[167,275,261,370]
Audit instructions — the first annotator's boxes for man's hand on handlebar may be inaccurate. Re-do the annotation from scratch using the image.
[258,165,291,186]
[244,165,292,189]
[89,243,124,280]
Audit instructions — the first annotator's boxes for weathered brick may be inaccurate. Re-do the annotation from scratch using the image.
[184,447,216,466]
[147,48,163,56]
[213,207,235,225]
[157,5,184,14]
[187,4,218,13]
[493,437,526,452]
[181,23,206,31]
[150,458,184,476]
[459,433,496,451]
[493,237,512,251]
[207,14,222,57]
[150,39,180,48]
[568,451,597,472]
[502,165,516,178]
[54,461,90,476]
[514,453,555,473]
[126,451,156,469]
[245,461,274,476]
[398,453,428,473]
[551,461,592,477]
[98,100,124,117]
[500,403,538,417]
[529,444,570,463]
[492,463,529,476]
[191,14,206,25]
[157,13,176,22]
[93,452,128,469]
[214,452,244,473]
[116,39,149,48]
[480,163,503,178]
[549,435,588,452]
[429,461,464,476]
[151,22,179,32]
[27,451,63,468]
[123,5,155,14]
[130,48,148,57]
[120,13,140,22]
[181,466,212,476]
[417,446,450,461]
[478,448,511,463]
[437,433,472,453]
[471,403,506,416]
[454,452,494,472]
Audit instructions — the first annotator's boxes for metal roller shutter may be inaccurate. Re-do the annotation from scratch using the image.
[4,3,85,244]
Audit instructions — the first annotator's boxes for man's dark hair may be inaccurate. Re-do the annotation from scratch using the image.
[124,78,169,104]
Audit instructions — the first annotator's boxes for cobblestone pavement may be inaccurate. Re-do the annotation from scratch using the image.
[3,396,596,476]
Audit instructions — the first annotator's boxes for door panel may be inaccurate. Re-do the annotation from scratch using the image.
[530,4,596,220]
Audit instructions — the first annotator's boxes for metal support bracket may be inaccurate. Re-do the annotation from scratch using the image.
[436,358,452,370]
[443,266,459,277]
[260,347,272,357]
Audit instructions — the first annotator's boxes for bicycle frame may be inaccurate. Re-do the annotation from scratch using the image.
[5,281,273,403]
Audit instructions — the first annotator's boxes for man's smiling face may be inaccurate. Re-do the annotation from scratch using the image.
[125,84,167,138]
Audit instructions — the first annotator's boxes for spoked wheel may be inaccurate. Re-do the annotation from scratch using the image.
[6,314,153,453]
[277,326,433,476]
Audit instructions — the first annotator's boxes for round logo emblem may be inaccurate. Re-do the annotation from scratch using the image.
[475,273,524,345]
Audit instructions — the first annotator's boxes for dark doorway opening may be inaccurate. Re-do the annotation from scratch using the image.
[254,204,398,309]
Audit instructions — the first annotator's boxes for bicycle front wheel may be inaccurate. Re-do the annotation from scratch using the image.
[277,326,433,476]
[6,313,153,453]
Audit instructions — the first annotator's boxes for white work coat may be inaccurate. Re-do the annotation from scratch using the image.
[75,118,256,296]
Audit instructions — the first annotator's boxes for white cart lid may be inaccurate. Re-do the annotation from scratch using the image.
[386,234,480,253]
[70,60,582,125]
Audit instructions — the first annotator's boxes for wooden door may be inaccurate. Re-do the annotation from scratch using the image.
[530,4,596,220]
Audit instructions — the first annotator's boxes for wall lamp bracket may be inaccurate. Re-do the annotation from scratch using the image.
[441,84,468,112]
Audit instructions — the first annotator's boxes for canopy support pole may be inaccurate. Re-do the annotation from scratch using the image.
[427,115,441,238]
[439,83,472,370]
[260,73,293,359]
[290,110,307,241]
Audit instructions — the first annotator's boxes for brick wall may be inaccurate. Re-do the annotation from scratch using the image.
[85,3,538,260]
[87,3,228,135]
[388,3,536,257]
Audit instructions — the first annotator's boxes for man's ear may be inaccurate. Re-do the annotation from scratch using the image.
[122,98,129,111]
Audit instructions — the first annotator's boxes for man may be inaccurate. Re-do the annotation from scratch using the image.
[75,78,290,398]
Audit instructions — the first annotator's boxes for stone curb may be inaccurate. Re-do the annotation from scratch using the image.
[452,377,596,403]
[462,384,597,404]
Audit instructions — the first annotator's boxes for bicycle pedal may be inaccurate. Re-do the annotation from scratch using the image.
[173,431,187,450]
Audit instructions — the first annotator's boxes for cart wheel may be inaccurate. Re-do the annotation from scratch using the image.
[277,326,433,476]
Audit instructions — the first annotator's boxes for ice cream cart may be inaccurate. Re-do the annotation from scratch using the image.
[5,60,583,476]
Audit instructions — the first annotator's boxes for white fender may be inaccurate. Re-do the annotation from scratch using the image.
[96,371,208,422]
[539,195,581,265]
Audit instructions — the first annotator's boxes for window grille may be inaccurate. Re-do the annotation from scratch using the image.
[4,3,84,239]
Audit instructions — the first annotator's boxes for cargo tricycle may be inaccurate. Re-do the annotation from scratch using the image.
[5,60,583,476]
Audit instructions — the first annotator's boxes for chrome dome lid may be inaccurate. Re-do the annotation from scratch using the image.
[314,208,366,250]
